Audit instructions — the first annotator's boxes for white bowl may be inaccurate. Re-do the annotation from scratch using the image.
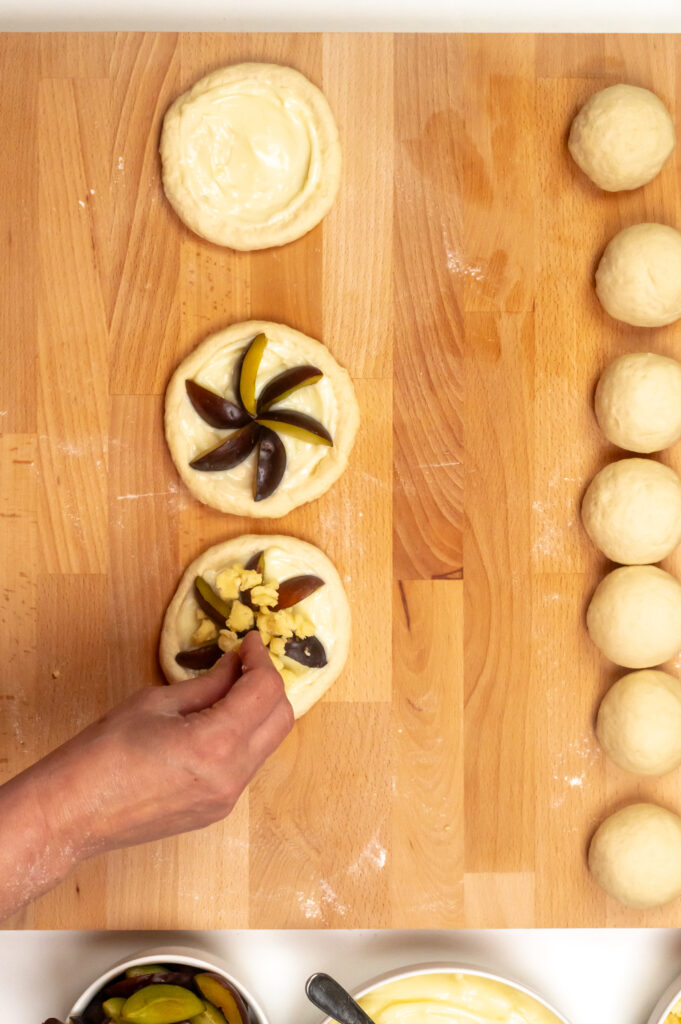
[647,972,681,1024]
[330,961,572,1024]
[68,945,269,1023]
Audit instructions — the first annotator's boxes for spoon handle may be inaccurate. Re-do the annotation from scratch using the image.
[306,973,376,1024]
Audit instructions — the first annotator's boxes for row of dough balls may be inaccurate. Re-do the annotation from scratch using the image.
[582,353,681,908]
[570,84,681,328]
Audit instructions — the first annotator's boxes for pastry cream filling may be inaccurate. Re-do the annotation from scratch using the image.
[178,82,319,225]
[177,335,337,502]
[176,545,337,703]
[358,974,563,1024]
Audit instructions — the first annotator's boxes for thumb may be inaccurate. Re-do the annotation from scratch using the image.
[162,651,241,715]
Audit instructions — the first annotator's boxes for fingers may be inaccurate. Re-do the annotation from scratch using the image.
[208,631,292,734]
[160,651,241,715]
[238,629,275,673]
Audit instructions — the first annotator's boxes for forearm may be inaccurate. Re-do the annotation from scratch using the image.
[0,767,86,921]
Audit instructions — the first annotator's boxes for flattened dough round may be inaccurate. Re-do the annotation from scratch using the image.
[586,565,681,668]
[589,802,681,908]
[160,62,341,250]
[597,669,681,776]
[568,84,675,191]
[165,321,359,518]
[595,351,681,453]
[595,223,681,328]
[581,458,681,564]
[160,534,350,718]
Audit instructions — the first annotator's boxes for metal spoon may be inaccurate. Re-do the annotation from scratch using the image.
[306,973,377,1024]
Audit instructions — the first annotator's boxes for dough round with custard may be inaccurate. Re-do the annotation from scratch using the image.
[586,565,681,668]
[568,84,675,191]
[160,534,351,718]
[595,223,681,328]
[160,62,341,250]
[165,320,359,518]
[581,458,681,564]
[589,802,681,908]
[597,669,681,776]
[595,352,681,453]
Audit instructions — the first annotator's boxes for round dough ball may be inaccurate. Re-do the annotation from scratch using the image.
[581,458,681,564]
[595,352,681,453]
[586,565,681,668]
[589,802,681,908]
[597,670,681,775]
[160,63,341,251]
[568,84,675,191]
[160,535,351,718]
[595,223,681,328]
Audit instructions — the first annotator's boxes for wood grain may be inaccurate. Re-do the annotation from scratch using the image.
[0,32,461,930]
[3,31,681,930]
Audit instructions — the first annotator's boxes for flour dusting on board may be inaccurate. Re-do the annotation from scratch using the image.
[296,880,347,920]
[348,836,387,875]
[442,233,485,281]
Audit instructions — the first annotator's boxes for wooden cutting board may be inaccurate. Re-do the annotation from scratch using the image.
[0,31,679,931]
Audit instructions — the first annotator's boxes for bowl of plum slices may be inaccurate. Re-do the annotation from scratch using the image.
[49,946,269,1024]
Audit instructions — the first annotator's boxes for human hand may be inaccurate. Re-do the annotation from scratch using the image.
[44,630,293,853]
[25,630,293,857]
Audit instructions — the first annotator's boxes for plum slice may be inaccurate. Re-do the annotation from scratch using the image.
[255,410,332,446]
[175,644,222,671]
[254,427,286,502]
[240,549,265,609]
[194,577,231,625]
[285,635,327,668]
[256,365,322,414]
[122,985,203,1024]
[275,575,324,609]
[185,381,251,430]
[238,333,267,415]
[190,1003,228,1024]
[193,976,249,1024]
[104,971,198,999]
[189,422,259,472]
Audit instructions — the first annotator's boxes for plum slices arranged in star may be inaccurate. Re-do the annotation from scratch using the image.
[185,332,333,500]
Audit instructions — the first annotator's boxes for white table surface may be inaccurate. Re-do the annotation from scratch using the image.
[0,0,680,32]
[5,928,681,1024]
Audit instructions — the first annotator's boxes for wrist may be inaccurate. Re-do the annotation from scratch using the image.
[0,766,88,920]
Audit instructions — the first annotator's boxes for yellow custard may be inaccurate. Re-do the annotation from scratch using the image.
[177,81,317,226]
[358,973,564,1024]
[665,997,681,1023]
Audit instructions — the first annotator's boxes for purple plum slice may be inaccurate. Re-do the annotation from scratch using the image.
[185,380,251,429]
[275,575,324,610]
[284,635,327,668]
[256,365,323,414]
[238,333,268,415]
[253,427,286,502]
[175,644,222,671]
[189,422,259,472]
[255,410,332,446]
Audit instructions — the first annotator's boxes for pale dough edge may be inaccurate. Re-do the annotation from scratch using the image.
[159,534,351,719]
[160,62,342,251]
[165,320,360,518]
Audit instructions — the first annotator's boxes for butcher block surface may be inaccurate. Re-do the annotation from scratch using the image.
[0,32,680,929]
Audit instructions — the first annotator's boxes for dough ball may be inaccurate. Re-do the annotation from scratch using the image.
[597,669,681,775]
[586,565,681,668]
[595,223,681,328]
[568,84,675,191]
[581,458,681,564]
[588,802,681,908]
[595,352,681,453]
